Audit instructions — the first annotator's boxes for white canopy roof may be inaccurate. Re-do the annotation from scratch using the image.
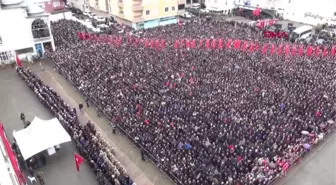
[13,117,71,160]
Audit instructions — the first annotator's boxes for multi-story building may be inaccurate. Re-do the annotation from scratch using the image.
[205,0,234,14]
[235,0,336,26]
[0,0,55,64]
[68,0,89,11]
[110,0,186,29]
[89,0,108,12]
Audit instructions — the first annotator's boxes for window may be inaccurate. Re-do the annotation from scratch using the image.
[172,6,175,11]
[146,10,150,15]
[178,4,185,10]
[165,7,168,12]
[0,36,2,45]
[0,52,9,62]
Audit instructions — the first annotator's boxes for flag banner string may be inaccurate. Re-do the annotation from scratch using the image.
[76,32,336,58]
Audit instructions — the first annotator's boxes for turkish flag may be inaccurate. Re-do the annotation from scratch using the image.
[284,45,290,55]
[198,39,203,48]
[234,40,241,50]
[315,47,320,56]
[291,46,297,56]
[82,32,86,40]
[277,44,283,55]
[298,45,303,56]
[226,39,232,49]
[306,45,313,56]
[16,54,22,67]
[270,44,275,54]
[190,39,196,48]
[323,47,328,57]
[144,39,149,48]
[242,41,247,51]
[186,39,190,48]
[262,44,267,54]
[174,40,179,49]
[249,42,254,52]
[161,40,166,48]
[205,39,210,49]
[74,153,84,172]
[218,39,223,49]
[150,40,155,48]
[331,46,336,56]
[77,32,82,40]
[211,39,217,49]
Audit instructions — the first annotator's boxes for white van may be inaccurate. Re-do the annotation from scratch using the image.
[190,3,201,9]
[290,25,313,42]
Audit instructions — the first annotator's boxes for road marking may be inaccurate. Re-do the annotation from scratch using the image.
[11,97,20,114]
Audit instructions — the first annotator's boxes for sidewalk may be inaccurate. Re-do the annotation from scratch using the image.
[31,62,174,185]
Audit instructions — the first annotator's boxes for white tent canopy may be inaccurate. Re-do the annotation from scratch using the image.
[13,117,71,160]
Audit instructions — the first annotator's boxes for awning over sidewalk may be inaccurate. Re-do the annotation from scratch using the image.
[13,117,71,160]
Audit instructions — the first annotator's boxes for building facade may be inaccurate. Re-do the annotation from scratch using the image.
[110,0,186,29]
[234,0,336,25]
[205,0,235,14]
[68,0,88,11]
[89,0,108,12]
[0,0,55,64]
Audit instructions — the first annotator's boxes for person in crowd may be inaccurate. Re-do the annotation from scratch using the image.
[20,113,25,123]
[79,103,84,113]
[36,172,45,185]
[44,19,336,185]
[86,98,90,108]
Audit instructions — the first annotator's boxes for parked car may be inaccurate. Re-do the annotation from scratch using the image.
[97,24,109,30]
[94,16,105,22]
[83,11,91,16]
[84,19,91,24]
[89,13,96,18]
[183,12,193,18]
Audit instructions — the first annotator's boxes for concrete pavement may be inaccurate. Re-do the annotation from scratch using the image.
[0,67,98,185]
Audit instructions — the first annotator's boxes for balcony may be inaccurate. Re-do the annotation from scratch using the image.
[132,4,143,11]
[132,0,142,5]
[34,36,52,42]
[133,17,144,22]
[133,11,142,17]
[118,1,124,7]
[177,0,185,4]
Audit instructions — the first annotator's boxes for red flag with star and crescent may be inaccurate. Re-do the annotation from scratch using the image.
[74,153,84,172]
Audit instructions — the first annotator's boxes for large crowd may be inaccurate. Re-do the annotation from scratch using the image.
[46,19,336,185]
[17,68,133,185]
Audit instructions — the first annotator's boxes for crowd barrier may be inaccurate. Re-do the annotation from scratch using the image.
[55,68,183,185]
[266,124,335,185]
[54,64,335,185]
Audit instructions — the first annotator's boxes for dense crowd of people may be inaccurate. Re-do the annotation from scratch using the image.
[48,19,336,185]
[17,68,133,185]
